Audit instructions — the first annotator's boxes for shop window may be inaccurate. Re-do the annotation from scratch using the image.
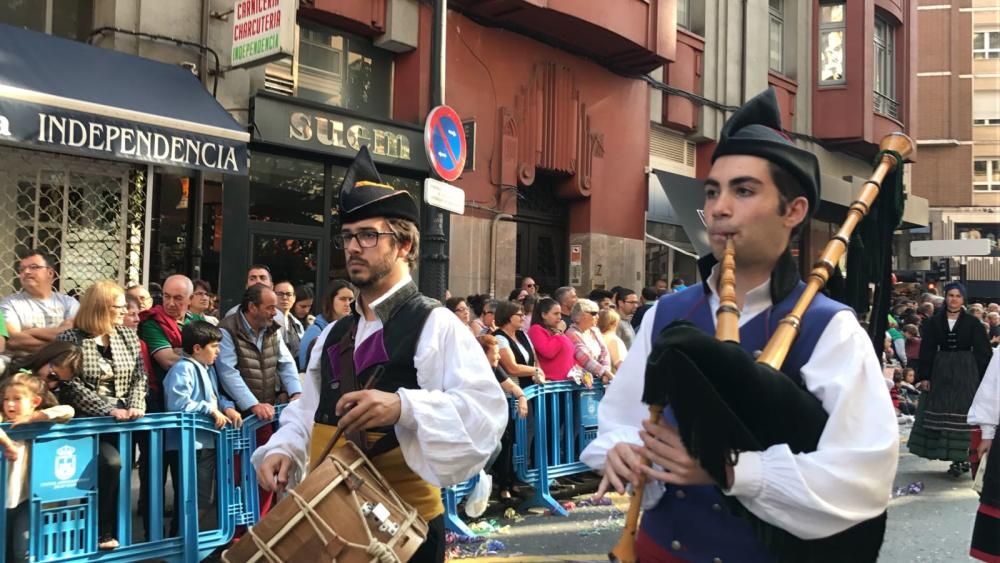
[973,159,1000,192]
[873,16,898,120]
[0,0,94,41]
[249,154,325,226]
[265,24,393,118]
[769,0,784,74]
[974,31,1000,60]
[818,2,846,85]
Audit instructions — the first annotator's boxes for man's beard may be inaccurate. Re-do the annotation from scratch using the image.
[348,250,395,288]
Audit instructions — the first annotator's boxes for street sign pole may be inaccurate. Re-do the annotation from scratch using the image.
[420,0,449,302]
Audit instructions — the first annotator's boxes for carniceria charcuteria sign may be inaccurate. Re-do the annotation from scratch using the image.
[230,0,296,69]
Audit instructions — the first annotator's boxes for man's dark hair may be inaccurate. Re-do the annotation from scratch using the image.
[588,288,613,303]
[248,264,271,274]
[552,286,574,306]
[17,248,53,267]
[768,162,809,236]
[641,286,658,301]
[240,283,272,312]
[193,279,212,293]
[494,300,524,327]
[615,288,636,304]
[182,320,223,354]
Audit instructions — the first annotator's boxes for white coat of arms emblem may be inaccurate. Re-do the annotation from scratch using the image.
[54,445,76,481]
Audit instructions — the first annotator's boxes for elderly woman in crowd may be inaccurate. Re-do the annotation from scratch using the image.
[57,280,146,550]
[598,308,626,373]
[527,297,576,382]
[298,280,355,369]
[565,299,612,388]
[189,279,219,325]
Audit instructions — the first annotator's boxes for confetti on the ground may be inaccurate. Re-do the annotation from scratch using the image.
[576,497,613,507]
[578,512,626,536]
[445,538,508,559]
[893,481,924,497]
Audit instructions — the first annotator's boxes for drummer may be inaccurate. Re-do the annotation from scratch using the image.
[252,146,507,562]
[580,88,899,562]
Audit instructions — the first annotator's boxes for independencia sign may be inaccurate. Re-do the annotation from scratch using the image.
[231,0,296,69]
[253,93,429,172]
[0,98,248,174]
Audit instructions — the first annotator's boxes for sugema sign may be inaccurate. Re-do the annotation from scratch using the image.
[231,0,296,69]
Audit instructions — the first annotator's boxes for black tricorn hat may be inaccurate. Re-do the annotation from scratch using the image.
[338,146,419,225]
[711,88,821,216]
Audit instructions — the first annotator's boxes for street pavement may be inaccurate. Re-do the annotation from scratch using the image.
[457,422,982,562]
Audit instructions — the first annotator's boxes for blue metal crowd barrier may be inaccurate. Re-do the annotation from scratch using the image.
[513,380,605,516]
[442,472,480,537]
[0,412,247,563]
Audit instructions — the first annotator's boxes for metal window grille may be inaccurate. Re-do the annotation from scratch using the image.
[0,147,147,296]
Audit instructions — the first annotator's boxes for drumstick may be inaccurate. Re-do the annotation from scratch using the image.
[310,365,386,471]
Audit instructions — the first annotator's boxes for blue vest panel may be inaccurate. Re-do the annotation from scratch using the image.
[639,283,849,562]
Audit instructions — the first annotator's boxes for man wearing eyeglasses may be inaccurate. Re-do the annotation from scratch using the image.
[251,147,506,563]
[273,280,304,368]
[614,288,640,349]
[1,249,78,359]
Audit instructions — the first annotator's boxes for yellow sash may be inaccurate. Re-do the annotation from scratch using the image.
[309,423,444,521]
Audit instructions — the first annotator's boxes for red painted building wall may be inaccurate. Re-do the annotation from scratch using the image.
[444,11,651,241]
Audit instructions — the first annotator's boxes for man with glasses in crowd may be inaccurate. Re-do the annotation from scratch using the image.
[1,249,78,359]
[614,288,640,349]
[126,284,153,312]
[273,280,304,370]
[252,147,505,563]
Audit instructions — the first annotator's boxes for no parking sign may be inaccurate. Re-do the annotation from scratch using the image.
[424,105,467,182]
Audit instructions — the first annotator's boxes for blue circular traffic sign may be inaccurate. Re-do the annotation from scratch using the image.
[424,105,467,182]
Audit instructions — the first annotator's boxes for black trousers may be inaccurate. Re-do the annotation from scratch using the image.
[97,436,122,538]
[409,515,445,563]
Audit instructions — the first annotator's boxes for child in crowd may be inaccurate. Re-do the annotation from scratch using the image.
[163,321,241,528]
[893,369,918,416]
[2,373,74,562]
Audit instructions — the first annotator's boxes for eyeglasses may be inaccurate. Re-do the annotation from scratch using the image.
[18,264,49,273]
[524,283,536,288]
[274,291,295,298]
[512,312,524,317]
[483,310,495,315]
[333,231,397,249]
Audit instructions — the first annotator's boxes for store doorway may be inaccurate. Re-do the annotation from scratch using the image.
[248,224,325,293]
[515,181,567,295]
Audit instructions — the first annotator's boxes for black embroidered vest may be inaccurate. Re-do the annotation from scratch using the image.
[314,282,439,429]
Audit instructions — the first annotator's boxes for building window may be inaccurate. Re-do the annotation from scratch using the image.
[974,31,1000,59]
[265,24,393,117]
[873,16,898,120]
[769,0,784,73]
[818,2,846,84]
[677,0,690,30]
[975,118,1000,126]
[0,0,94,41]
[974,159,1000,192]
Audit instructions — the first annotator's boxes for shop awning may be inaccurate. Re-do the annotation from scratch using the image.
[0,24,249,174]
[650,170,711,257]
[644,232,699,259]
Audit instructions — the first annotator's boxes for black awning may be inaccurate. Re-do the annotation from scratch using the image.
[0,24,249,174]
[650,170,711,257]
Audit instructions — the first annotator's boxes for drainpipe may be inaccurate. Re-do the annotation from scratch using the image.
[188,0,213,280]
[490,213,513,298]
[420,0,450,300]
[740,0,748,103]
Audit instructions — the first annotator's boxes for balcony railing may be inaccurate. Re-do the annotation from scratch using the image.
[874,91,900,121]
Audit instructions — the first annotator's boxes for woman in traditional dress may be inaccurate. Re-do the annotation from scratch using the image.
[969,347,999,562]
[909,282,992,476]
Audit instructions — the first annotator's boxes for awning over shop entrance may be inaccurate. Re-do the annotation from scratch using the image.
[0,24,249,175]
[650,170,711,257]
